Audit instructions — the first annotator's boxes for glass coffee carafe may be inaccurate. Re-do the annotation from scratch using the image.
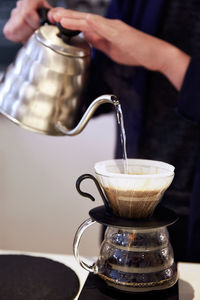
[73,159,178,292]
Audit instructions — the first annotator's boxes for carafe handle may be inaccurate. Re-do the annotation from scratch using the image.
[73,218,98,273]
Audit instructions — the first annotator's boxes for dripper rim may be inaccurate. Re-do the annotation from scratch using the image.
[94,159,175,178]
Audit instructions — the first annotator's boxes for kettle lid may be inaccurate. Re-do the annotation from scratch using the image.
[35,24,91,57]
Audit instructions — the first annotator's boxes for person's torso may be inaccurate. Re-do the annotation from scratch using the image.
[138,0,200,213]
[107,0,200,213]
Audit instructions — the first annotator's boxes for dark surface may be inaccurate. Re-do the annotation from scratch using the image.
[78,273,178,300]
[0,254,80,300]
[89,205,178,229]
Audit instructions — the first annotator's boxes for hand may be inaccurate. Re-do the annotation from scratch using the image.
[49,8,191,90]
[3,0,52,43]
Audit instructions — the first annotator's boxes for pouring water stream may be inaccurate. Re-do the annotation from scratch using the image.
[115,103,128,174]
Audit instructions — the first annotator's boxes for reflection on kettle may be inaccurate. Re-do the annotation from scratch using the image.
[0,11,118,136]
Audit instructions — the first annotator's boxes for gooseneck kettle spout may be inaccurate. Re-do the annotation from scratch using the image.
[56,94,119,136]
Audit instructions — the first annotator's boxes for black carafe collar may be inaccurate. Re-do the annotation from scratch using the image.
[89,205,178,229]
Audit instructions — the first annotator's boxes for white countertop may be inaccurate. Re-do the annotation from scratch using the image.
[178,262,200,300]
[0,250,199,299]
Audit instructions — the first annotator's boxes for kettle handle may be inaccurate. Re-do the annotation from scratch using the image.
[73,218,98,273]
[37,8,51,25]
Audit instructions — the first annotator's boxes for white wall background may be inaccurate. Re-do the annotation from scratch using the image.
[0,113,116,256]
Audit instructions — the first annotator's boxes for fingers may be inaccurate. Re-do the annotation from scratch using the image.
[49,8,96,31]
[48,8,126,62]
[50,8,121,43]
[20,0,52,29]
[17,0,40,30]
[3,6,34,42]
[48,8,89,23]
[60,17,89,32]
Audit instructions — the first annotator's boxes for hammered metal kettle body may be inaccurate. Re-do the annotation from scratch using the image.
[0,17,118,136]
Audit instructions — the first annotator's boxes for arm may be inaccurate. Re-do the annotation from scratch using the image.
[5,6,197,120]
[48,8,191,91]
[4,4,190,90]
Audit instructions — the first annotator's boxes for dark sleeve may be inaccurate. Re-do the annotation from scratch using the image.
[177,58,200,123]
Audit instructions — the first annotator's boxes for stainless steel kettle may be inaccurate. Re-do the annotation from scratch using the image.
[0,10,118,136]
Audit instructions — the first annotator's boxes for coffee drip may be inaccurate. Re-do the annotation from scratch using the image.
[73,159,178,293]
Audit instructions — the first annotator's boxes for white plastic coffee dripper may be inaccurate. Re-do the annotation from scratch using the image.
[94,159,175,218]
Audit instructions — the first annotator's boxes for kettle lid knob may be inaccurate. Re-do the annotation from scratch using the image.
[35,8,91,58]
[38,8,81,38]
[56,22,80,38]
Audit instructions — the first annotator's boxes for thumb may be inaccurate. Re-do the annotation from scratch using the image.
[22,0,52,29]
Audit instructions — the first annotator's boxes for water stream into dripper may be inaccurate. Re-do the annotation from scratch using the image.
[115,103,129,174]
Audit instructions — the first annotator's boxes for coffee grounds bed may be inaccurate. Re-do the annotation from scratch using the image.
[0,254,80,300]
